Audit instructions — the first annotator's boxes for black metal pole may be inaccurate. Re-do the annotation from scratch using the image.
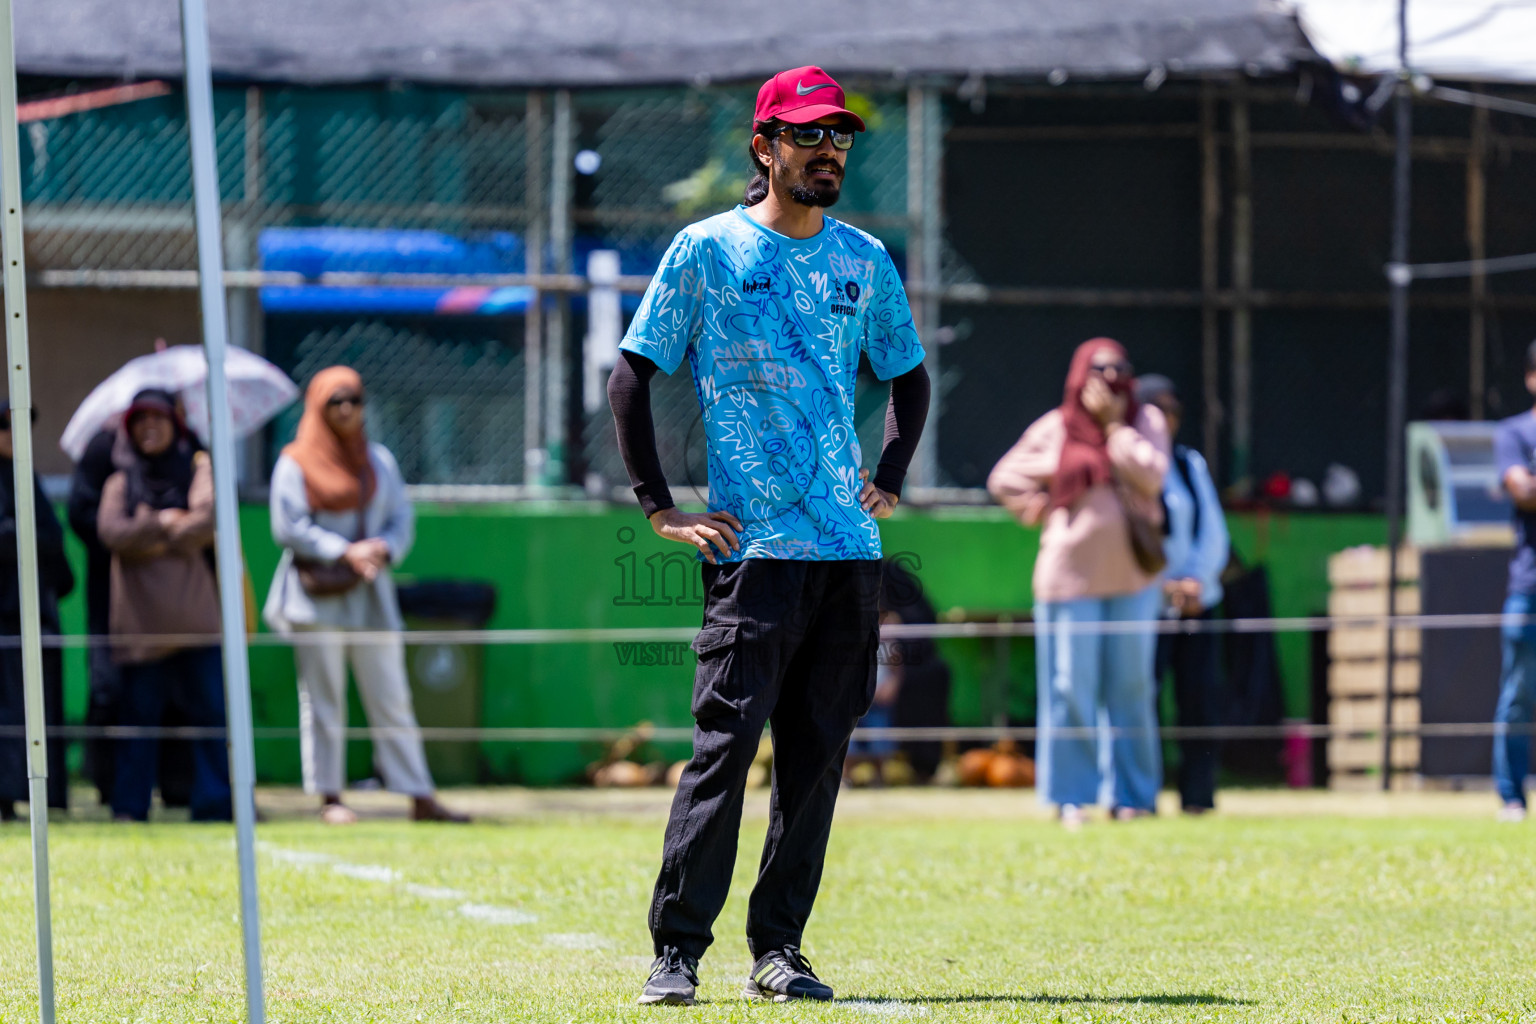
[1382,0,1412,791]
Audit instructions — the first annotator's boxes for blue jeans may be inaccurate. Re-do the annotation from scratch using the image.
[1036,585,1163,810]
[112,647,232,822]
[1495,592,1536,806]
[851,704,896,757]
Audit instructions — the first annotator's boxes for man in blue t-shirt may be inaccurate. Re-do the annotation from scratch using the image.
[608,66,930,1005]
[1492,339,1536,823]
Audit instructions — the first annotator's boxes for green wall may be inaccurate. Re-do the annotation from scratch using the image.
[1226,512,1387,719]
[52,504,1384,786]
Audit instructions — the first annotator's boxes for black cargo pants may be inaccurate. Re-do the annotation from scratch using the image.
[649,557,881,960]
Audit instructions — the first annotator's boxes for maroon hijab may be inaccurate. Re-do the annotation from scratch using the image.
[1049,337,1138,511]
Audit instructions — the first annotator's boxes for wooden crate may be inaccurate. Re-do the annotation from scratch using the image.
[1327,659,1421,697]
[1327,735,1420,770]
[1329,696,1421,730]
[1327,546,1420,587]
[1327,627,1422,661]
[1325,544,1426,781]
[1326,586,1421,618]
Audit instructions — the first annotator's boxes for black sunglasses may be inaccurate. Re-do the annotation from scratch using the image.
[771,124,856,151]
[1089,361,1132,377]
[326,393,364,409]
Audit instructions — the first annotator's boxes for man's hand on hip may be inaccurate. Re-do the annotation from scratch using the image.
[859,469,898,520]
[649,507,744,564]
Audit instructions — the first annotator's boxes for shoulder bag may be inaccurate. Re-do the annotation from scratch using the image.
[1117,479,1168,576]
[293,507,367,598]
[1125,505,1169,575]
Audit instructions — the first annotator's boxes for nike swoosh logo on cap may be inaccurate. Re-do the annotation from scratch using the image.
[796,81,834,96]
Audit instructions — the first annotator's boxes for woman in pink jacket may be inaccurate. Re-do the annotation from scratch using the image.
[989,339,1169,826]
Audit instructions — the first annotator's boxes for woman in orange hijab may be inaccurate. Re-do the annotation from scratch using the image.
[263,367,466,824]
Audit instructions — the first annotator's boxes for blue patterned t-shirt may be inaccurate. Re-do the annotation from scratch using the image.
[620,206,926,561]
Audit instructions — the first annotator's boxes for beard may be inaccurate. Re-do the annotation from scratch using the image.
[774,155,842,208]
[789,182,839,207]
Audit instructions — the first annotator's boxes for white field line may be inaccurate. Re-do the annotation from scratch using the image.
[404,883,468,901]
[260,845,334,867]
[844,1002,931,1018]
[459,903,539,925]
[542,932,611,950]
[331,863,399,883]
[618,955,659,969]
[259,843,536,925]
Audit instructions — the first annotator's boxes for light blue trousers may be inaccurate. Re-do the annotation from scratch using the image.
[1036,584,1163,810]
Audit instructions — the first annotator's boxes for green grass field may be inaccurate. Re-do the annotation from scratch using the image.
[2,788,1534,1023]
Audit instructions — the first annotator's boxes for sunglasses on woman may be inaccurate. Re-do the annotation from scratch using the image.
[326,393,364,409]
[771,124,856,151]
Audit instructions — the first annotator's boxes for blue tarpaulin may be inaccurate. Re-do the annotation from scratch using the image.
[260,227,534,315]
[260,226,661,315]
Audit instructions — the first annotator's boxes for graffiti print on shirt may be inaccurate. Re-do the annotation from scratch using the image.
[621,206,925,562]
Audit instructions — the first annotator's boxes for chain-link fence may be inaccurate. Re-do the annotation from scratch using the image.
[19,77,1536,499]
[19,81,934,493]
[280,321,525,485]
[23,87,542,485]
[15,72,1536,808]
[23,89,535,271]
[571,85,915,497]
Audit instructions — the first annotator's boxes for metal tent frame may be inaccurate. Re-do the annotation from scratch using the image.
[3,0,267,1021]
[0,0,56,1017]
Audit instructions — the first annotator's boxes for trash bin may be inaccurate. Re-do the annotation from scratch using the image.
[396,580,497,786]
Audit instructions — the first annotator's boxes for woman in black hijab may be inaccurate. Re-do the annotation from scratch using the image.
[97,388,229,822]
[113,388,198,513]
[0,401,75,820]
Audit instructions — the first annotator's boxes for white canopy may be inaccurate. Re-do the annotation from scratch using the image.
[1292,0,1536,83]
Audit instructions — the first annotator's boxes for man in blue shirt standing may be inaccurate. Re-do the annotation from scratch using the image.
[1137,376,1230,814]
[1491,339,1536,823]
[608,66,931,1004]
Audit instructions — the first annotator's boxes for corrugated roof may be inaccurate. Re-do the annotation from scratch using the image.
[15,0,1309,87]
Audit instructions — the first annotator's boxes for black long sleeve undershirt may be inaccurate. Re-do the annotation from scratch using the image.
[873,361,931,498]
[606,352,931,518]
[607,351,674,518]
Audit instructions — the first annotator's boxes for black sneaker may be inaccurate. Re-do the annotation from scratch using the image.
[638,947,699,1006]
[743,945,833,1002]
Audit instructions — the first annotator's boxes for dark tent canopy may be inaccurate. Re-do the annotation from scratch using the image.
[17,0,1310,87]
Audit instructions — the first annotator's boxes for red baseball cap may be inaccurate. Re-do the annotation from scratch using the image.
[753,66,866,132]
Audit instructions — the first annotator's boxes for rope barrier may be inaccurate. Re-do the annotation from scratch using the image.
[3,722,1531,743]
[0,609,1526,650]
[2,616,1512,746]
[1392,250,1536,281]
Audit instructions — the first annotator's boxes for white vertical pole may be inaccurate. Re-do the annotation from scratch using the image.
[523,92,545,485]
[907,84,942,490]
[583,249,621,416]
[177,1,265,1020]
[0,0,57,1018]
[544,89,573,486]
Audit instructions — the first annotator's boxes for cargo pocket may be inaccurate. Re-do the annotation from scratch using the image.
[690,623,741,719]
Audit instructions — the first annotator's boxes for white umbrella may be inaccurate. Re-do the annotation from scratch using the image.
[60,345,299,461]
